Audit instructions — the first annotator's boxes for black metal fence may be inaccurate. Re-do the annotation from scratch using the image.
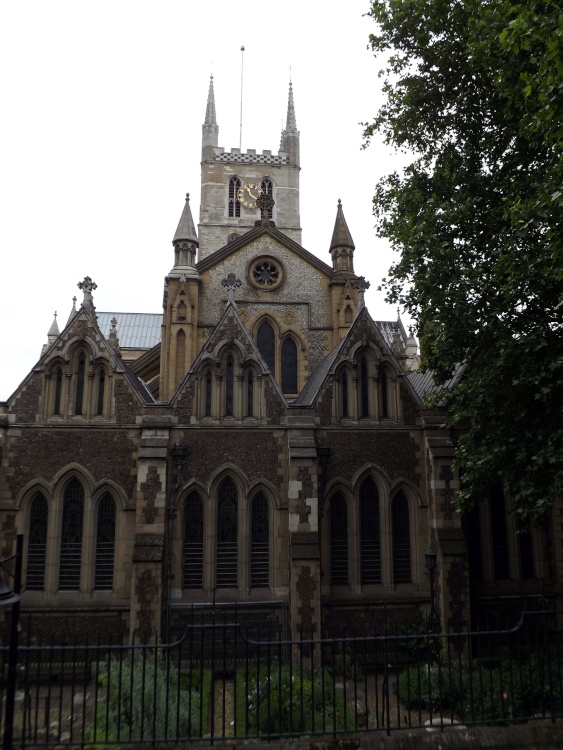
[1,607,562,747]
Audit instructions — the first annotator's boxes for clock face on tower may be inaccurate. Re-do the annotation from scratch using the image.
[237,182,263,209]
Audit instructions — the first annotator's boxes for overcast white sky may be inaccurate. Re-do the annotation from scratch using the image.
[0,1,410,401]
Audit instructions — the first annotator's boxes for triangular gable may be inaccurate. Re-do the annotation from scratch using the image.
[196,223,334,278]
[293,307,423,408]
[170,302,286,406]
[9,305,154,409]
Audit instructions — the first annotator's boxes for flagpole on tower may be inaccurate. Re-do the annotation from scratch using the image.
[239,46,245,151]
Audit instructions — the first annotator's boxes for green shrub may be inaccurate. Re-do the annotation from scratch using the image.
[87,651,205,744]
[394,663,461,710]
[235,659,349,736]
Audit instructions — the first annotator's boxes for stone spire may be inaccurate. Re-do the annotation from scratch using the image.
[280,82,299,166]
[330,199,355,275]
[285,81,298,132]
[41,312,60,355]
[170,193,199,276]
[202,74,219,152]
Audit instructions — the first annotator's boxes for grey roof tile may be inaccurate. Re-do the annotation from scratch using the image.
[97,312,162,349]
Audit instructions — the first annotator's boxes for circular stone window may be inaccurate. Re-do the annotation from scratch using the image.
[248,256,285,290]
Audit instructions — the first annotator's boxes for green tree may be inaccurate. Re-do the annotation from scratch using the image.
[364,0,563,522]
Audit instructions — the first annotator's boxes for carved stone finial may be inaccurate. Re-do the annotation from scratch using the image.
[78,276,97,295]
[221,272,242,303]
[256,191,275,226]
[108,316,120,351]
[353,276,371,312]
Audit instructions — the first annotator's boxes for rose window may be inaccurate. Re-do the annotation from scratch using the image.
[249,257,284,290]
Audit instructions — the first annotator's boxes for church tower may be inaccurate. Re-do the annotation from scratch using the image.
[159,193,201,400]
[198,77,302,259]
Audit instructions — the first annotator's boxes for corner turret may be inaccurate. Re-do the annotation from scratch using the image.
[329,199,355,277]
[171,193,199,275]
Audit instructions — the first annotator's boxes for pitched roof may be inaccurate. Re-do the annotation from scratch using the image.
[407,364,465,402]
[173,193,198,244]
[329,200,355,251]
[97,312,162,349]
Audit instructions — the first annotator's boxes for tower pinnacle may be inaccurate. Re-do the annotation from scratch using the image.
[284,82,298,132]
[170,194,199,276]
[202,74,219,152]
[329,199,355,275]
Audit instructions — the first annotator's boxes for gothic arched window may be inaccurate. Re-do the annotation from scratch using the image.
[228,177,241,218]
[205,370,212,417]
[59,479,84,589]
[341,371,349,418]
[251,493,269,587]
[75,353,86,415]
[380,368,389,418]
[217,479,238,587]
[281,337,298,394]
[260,178,273,219]
[330,493,348,585]
[225,355,234,416]
[95,493,115,590]
[360,356,369,417]
[257,321,276,374]
[27,492,48,590]
[247,370,254,417]
[96,370,105,416]
[360,477,381,584]
[54,368,63,416]
[392,491,411,583]
[184,493,204,588]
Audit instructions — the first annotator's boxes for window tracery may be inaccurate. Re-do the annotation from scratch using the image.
[228,177,241,218]
[251,493,269,588]
[95,493,115,590]
[27,492,48,590]
[217,478,238,588]
[59,479,84,589]
[184,492,204,588]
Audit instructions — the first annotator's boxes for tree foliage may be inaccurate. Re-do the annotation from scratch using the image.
[364,0,563,522]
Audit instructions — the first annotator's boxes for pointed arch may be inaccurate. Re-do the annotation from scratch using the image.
[329,492,349,585]
[95,493,116,589]
[281,336,298,394]
[359,476,381,584]
[228,176,241,217]
[216,477,238,587]
[260,177,274,219]
[26,492,48,590]
[392,491,411,583]
[250,492,269,587]
[257,320,276,373]
[184,491,204,588]
[59,478,84,589]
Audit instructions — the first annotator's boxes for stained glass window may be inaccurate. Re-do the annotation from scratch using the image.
[59,479,84,589]
[205,370,212,416]
[97,370,105,416]
[330,493,348,585]
[341,372,349,418]
[75,353,85,416]
[247,370,254,417]
[95,494,115,589]
[360,356,369,417]
[54,368,63,416]
[281,337,298,394]
[226,355,234,416]
[217,479,237,587]
[360,477,381,584]
[392,492,411,583]
[184,493,203,588]
[381,369,389,418]
[251,493,269,587]
[257,321,275,374]
[27,492,48,590]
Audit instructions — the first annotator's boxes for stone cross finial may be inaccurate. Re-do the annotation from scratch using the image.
[353,276,371,311]
[221,272,242,302]
[256,191,275,226]
[78,276,97,295]
[77,276,97,313]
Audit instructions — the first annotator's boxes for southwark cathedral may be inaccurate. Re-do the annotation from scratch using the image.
[0,78,556,641]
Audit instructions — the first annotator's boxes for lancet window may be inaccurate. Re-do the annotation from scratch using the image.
[216,479,238,587]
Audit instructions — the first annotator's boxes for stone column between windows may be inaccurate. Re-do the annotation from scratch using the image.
[130,425,170,640]
[287,416,321,640]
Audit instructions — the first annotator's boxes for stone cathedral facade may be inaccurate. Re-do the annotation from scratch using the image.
[0,78,557,641]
